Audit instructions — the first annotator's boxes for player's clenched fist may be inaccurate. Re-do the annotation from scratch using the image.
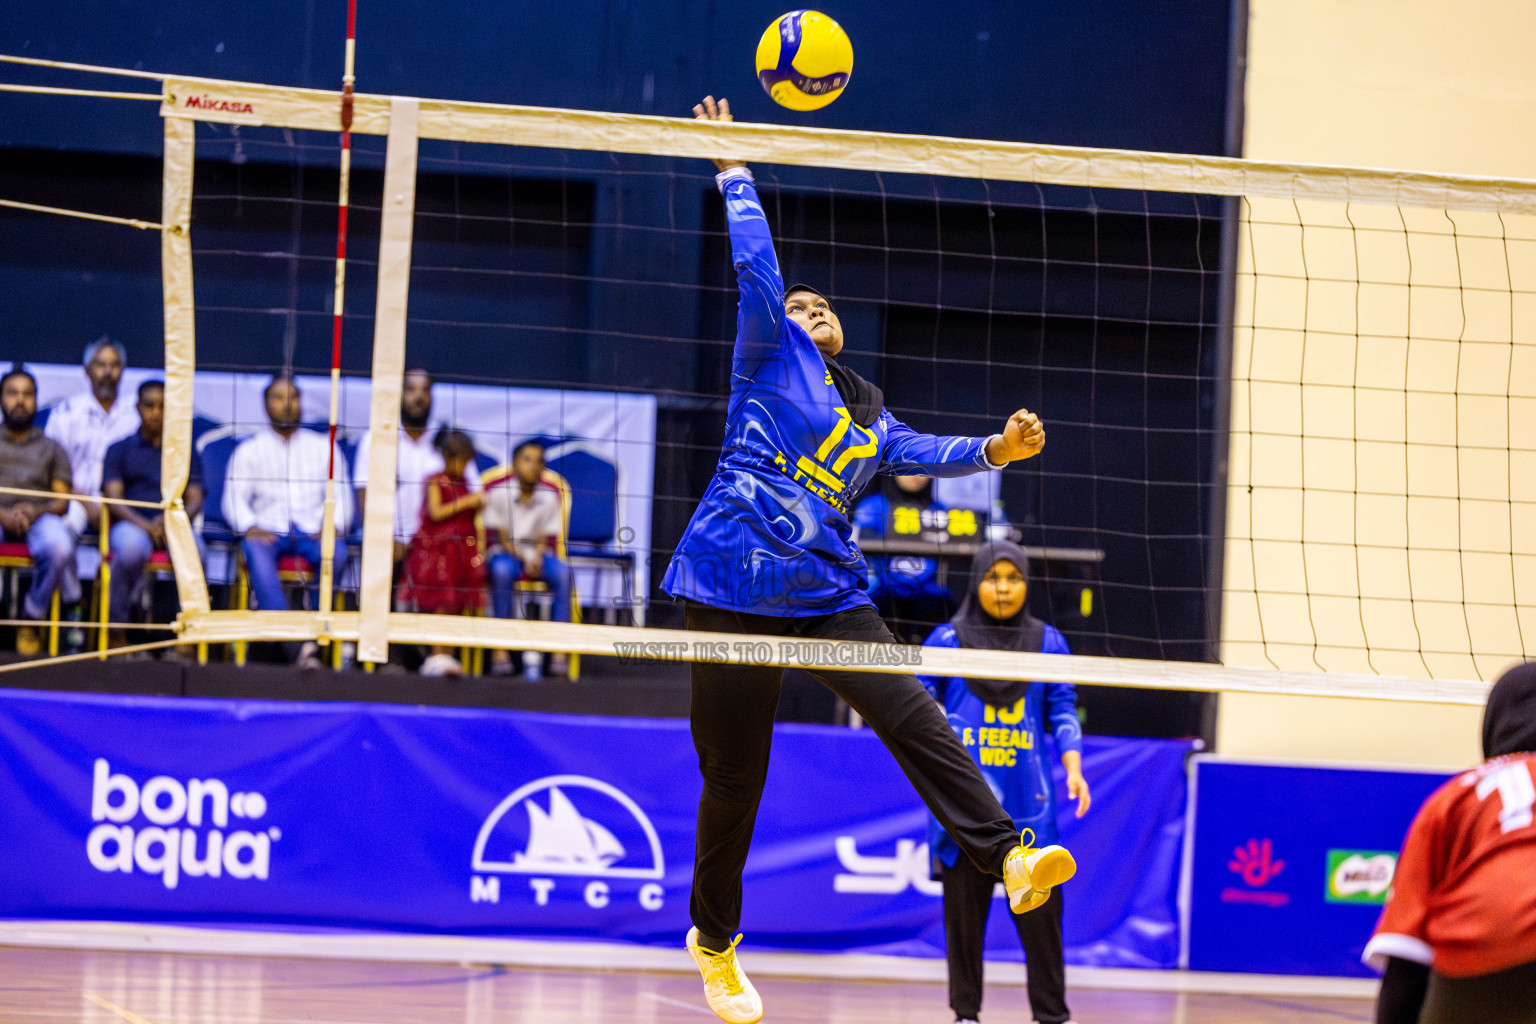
[985,409,1045,464]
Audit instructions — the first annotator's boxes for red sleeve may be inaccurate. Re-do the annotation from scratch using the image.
[1363,790,1445,971]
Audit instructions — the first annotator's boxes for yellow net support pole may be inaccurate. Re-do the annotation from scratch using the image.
[98,505,110,658]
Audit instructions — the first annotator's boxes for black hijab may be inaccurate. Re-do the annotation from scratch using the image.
[788,282,885,427]
[824,355,884,428]
[1483,661,1536,759]
[949,540,1047,707]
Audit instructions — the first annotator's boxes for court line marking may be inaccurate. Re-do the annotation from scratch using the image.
[1245,995,1373,1021]
[84,994,155,1024]
[4,920,1379,998]
[256,965,510,992]
[640,992,716,1016]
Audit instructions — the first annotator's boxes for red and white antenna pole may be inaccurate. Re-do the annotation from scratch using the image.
[318,0,358,634]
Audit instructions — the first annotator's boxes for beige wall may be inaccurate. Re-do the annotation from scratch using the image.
[1219,0,1536,767]
[1244,0,1536,176]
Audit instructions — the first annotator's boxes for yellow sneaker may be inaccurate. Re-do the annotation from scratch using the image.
[685,927,763,1024]
[1003,828,1076,915]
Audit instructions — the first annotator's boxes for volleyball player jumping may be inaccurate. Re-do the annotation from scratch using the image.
[662,96,1077,1024]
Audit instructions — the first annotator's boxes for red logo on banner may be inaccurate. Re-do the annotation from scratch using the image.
[1220,838,1289,907]
[1229,838,1285,886]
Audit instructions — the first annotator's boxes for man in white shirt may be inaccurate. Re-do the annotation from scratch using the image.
[483,439,571,678]
[222,376,352,641]
[44,336,140,536]
[353,368,480,557]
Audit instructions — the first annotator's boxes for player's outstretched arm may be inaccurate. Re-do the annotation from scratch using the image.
[694,95,785,373]
[879,408,1045,477]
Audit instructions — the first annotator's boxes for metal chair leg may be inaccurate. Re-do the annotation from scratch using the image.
[98,509,110,658]
[329,590,345,670]
[47,590,60,657]
[234,563,249,667]
[98,560,111,659]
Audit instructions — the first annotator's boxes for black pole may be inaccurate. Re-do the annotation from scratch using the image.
[1202,0,1250,746]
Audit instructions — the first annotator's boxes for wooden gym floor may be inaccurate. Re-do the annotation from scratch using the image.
[0,945,1375,1024]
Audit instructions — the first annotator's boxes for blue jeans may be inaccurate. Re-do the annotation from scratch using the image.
[241,531,349,612]
[489,550,571,622]
[109,521,206,621]
[23,513,81,620]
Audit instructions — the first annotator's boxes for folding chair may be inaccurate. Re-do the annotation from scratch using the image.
[0,543,63,656]
[232,551,347,668]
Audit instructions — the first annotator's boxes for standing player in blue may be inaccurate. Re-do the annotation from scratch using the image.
[921,541,1090,1024]
[663,97,1077,1024]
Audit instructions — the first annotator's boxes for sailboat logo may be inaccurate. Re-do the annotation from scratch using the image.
[516,787,624,870]
[471,774,665,879]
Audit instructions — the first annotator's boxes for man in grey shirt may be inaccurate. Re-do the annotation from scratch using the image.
[0,369,79,656]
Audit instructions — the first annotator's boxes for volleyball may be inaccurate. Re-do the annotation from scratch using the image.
[755,10,853,111]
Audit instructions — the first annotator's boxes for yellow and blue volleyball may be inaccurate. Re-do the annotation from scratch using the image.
[755,11,853,111]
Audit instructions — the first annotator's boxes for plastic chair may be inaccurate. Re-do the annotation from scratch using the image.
[547,445,639,626]
[231,551,346,668]
[96,508,186,659]
[0,542,63,656]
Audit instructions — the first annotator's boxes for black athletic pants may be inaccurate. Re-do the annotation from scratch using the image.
[941,856,1069,1024]
[685,601,1020,946]
[1396,957,1536,1024]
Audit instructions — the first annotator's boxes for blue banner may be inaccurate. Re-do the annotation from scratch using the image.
[1184,757,1451,976]
[0,687,1188,966]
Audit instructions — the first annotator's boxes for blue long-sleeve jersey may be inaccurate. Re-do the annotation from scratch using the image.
[662,168,1001,616]
[918,622,1081,865]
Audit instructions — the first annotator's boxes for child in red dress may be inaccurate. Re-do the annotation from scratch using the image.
[397,429,486,676]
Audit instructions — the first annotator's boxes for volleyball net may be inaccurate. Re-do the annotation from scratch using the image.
[1,57,1531,707]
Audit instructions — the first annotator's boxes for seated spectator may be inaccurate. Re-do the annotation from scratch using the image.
[101,380,205,644]
[484,439,571,680]
[45,336,141,538]
[354,367,479,560]
[222,375,352,667]
[396,429,486,677]
[0,369,80,656]
[853,474,957,642]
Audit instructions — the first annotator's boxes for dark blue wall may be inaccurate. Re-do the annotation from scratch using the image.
[1,2,1236,661]
[2,1,1230,155]
[1,0,1233,378]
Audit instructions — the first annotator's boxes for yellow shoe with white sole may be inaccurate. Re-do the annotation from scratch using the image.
[1003,828,1076,914]
[686,927,763,1024]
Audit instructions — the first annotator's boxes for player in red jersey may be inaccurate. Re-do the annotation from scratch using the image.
[1364,661,1536,1024]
